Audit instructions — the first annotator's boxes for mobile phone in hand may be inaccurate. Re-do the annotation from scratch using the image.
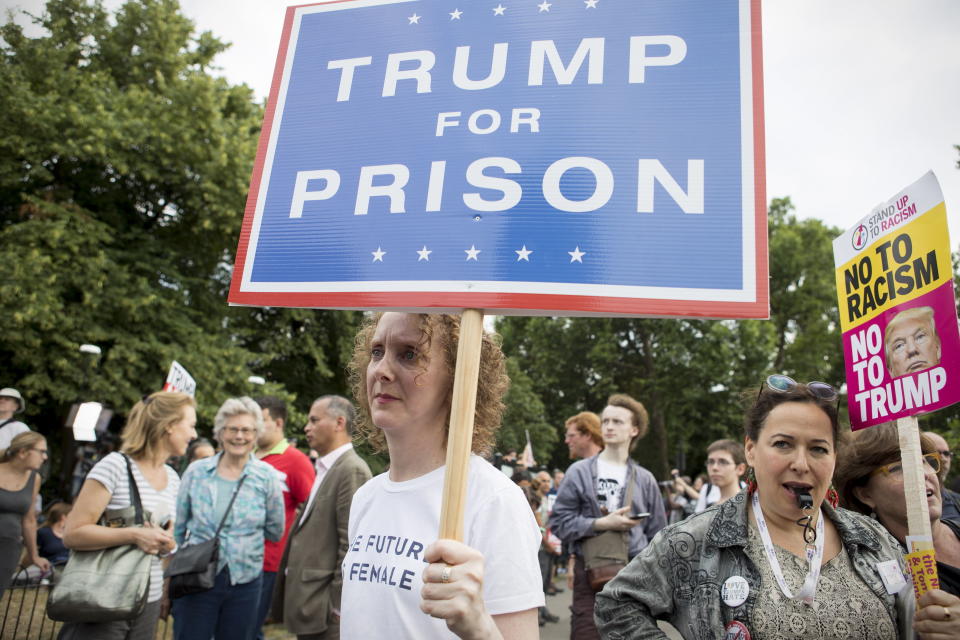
[629,512,650,520]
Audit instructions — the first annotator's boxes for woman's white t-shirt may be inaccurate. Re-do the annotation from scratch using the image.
[340,455,544,638]
[86,452,180,603]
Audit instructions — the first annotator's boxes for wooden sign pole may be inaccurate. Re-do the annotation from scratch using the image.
[897,415,939,601]
[897,416,933,540]
[438,309,485,541]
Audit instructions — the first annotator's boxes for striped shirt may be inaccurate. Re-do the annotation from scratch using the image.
[86,452,180,603]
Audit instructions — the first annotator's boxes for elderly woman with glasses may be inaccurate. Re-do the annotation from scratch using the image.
[596,375,914,640]
[171,397,284,640]
[834,422,960,637]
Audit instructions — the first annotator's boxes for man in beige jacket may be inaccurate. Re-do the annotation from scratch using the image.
[272,395,372,639]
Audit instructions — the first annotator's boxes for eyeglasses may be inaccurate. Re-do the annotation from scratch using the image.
[871,452,941,478]
[939,450,953,460]
[758,374,838,403]
[706,458,734,468]
[223,426,256,437]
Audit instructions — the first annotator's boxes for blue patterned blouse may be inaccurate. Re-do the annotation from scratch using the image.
[175,452,284,585]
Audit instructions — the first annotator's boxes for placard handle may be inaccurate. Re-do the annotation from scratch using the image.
[897,415,939,602]
[438,309,484,540]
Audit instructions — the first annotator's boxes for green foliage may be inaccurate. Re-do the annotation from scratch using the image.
[498,358,555,460]
[763,197,845,380]
[0,0,366,497]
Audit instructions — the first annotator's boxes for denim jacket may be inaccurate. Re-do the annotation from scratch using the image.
[549,455,667,558]
[175,452,285,585]
[594,491,914,639]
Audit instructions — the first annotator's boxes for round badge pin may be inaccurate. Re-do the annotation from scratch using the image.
[722,575,750,607]
[723,620,751,640]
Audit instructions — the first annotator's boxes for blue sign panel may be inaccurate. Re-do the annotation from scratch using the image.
[231,0,766,317]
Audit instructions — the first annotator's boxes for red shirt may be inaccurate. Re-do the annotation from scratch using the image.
[260,441,315,572]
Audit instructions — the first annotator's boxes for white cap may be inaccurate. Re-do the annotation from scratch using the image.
[0,388,24,413]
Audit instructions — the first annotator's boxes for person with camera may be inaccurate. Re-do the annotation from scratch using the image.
[549,394,666,640]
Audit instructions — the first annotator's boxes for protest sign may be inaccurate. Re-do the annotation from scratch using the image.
[833,171,960,600]
[833,171,960,430]
[905,531,941,602]
[232,0,765,541]
[163,361,197,396]
[229,0,767,318]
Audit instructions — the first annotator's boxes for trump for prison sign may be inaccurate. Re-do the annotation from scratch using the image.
[229,0,767,317]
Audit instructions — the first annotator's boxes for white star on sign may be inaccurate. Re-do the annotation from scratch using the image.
[568,246,585,263]
[372,246,386,262]
[449,8,463,20]
[584,0,598,7]
[465,245,481,261]
[515,246,533,261]
[417,246,432,261]
[408,13,421,24]
[493,4,506,16]
[538,1,552,12]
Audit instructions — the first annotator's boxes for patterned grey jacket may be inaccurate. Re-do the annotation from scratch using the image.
[594,491,914,639]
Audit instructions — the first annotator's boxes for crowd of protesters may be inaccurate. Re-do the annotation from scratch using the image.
[3,321,960,638]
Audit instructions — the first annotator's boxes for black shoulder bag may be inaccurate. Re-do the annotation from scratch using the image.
[582,464,636,591]
[165,475,246,599]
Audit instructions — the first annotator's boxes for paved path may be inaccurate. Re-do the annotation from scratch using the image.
[540,573,682,639]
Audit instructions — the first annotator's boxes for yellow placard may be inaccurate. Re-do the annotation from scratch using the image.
[835,203,952,332]
[905,548,940,602]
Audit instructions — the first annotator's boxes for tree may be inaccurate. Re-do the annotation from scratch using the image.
[498,358,555,461]
[1,0,263,418]
[495,316,618,468]
[230,307,365,422]
[762,197,845,383]
[0,0,364,493]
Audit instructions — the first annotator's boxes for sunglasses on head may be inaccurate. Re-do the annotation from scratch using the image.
[757,374,838,404]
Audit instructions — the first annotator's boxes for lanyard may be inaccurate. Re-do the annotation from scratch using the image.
[751,491,824,605]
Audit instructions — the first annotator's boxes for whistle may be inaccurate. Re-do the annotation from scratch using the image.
[795,490,813,511]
